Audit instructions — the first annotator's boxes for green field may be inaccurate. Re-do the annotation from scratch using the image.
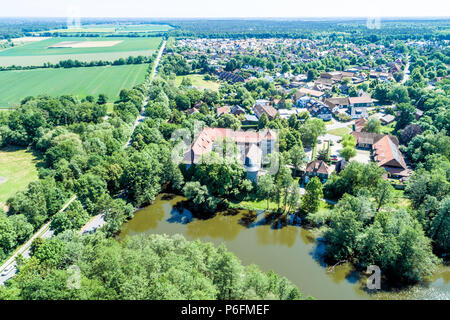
[45,24,173,34]
[0,37,162,67]
[0,64,149,106]
[327,127,351,137]
[0,147,39,205]
[175,74,221,91]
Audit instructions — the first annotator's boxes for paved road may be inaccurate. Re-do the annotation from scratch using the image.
[80,214,106,235]
[0,195,77,285]
[126,40,166,147]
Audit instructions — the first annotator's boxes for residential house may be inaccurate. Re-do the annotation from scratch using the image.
[354,118,368,132]
[304,160,332,182]
[217,70,245,83]
[295,87,325,100]
[230,105,246,116]
[349,94,374,108]
[351,132,399,149]
[242,114,259,125]
[380,114,395,125]
[372,135,409,178]
[253,104,278,120]
[216,106,230,116]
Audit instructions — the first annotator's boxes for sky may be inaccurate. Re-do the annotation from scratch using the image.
[0,0,448,18]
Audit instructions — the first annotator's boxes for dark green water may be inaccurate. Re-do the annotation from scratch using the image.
[119,193,450,300]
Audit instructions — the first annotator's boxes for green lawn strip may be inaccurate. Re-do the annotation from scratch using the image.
[327,127,350,137]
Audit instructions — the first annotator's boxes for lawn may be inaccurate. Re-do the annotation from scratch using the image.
[175,74,221,91]
[0,37,162,67]
[327,127,351,137]
[0,147,40,205]
[0,64,150,107]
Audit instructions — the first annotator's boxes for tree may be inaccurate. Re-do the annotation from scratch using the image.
[430,197,450,254]
[341,146,356,161]
[180,76,193,87]
[300,118,326,147]
[97,94,108,105]
[183,181,219,214]
[363,118,382,134]
[258,113,269,129]
[395,103,415,132]
[307,69,318,82]
[388,85,410,104]
[257,174,275,210]
[301,177,323,214]
[373,180,395,212]
[317,148,330,162]
[175,94,191,110]
[288,144,306,176]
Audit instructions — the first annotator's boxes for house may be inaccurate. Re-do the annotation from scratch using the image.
[278,109,298,120]
[380,114,395,125]
[324,97,350,109]
[372,135,409,178]
[304,160,332,182]
[217,70,245,83]
[309,104,333,121]
[186,107,199,115]
[349,94,374,107]
[242,114,259,125]
[183,128,277,182]
[216,106,230,116]
[350,132,408,178]
[253,104,278,120]
[296,95,313,107]
[354,118,368,132]
[415,109,424,120]
[348,106,369,119]
[230,105,246,116]
[351,132,399,149]
[295,87,325,100]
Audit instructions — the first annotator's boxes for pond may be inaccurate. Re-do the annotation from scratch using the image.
[119,193,450,300]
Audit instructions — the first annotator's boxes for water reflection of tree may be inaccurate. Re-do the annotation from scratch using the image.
[255,225,299,248]
[185,212,245,241]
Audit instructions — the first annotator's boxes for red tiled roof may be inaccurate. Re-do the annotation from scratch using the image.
[253,104,278,120]
[305,160,331,175]
[373,135,407,169]
[186,128,276,164]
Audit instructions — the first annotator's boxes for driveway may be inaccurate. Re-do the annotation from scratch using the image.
[354,149,371,164]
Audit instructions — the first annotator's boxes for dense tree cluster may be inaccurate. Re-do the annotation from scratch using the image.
[0,233,307,300]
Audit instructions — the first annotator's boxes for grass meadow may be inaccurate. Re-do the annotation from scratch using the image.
[0,147,40,205]
[0,63,150,106]
[175,74,221,91]
[0,37,162,67]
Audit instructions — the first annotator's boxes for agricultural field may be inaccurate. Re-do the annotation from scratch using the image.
[0,63,150,106]
[0,36,162,67]
[44,23,173,34]
[175,74,221,91]
[0,147,40,206]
